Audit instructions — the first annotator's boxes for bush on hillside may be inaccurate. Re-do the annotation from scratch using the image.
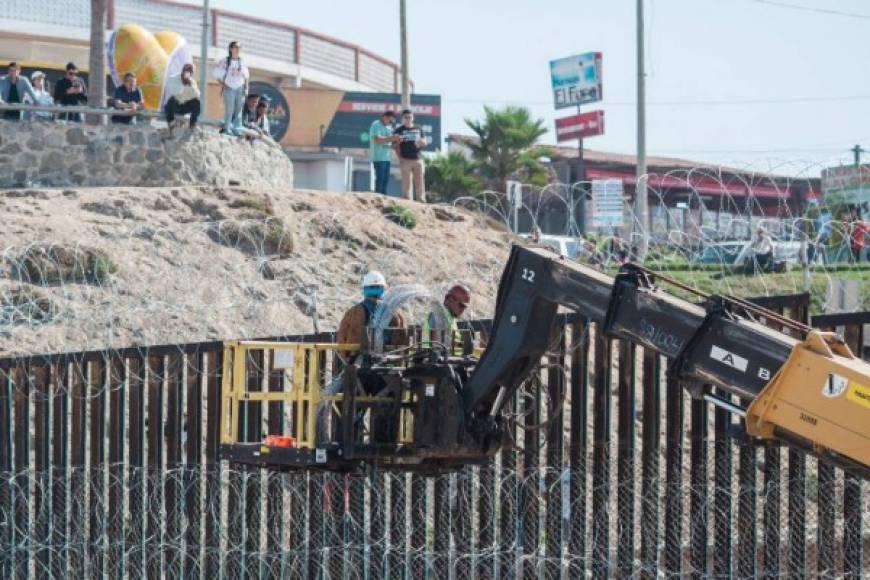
[209,218,295,257]
[12,244,117,285]
[383,202,417,229]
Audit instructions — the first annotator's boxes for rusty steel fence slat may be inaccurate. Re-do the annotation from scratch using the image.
[0,296,867,579]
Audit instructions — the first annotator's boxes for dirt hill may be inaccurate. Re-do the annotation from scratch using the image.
[0,186,514,357]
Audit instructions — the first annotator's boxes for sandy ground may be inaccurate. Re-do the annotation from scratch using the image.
[0,186,514,357]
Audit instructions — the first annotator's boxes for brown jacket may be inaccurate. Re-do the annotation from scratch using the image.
[336,302,407,356]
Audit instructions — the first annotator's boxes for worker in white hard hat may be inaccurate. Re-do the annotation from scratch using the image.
[336,270,406,361]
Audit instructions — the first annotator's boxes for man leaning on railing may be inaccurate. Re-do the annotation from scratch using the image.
[0,62,38,121]
[111,72,144,125]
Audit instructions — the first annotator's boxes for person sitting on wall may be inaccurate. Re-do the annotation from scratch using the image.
[53,62,88,122]
[164,63,201,137]
[241,93,269,137]
[0,62,38,121]
[111,72,144,125]
[749,227,774,273]
[253,98,270,136]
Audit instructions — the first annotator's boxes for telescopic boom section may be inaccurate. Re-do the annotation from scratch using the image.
[463,245,870,476]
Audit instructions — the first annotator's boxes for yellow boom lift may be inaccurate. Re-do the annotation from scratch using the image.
[219,245,870,478]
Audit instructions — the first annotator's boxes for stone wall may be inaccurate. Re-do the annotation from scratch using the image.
[0,120,294,188]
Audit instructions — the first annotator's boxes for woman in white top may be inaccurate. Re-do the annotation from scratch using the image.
[212,40,249,136]
[26,71,54,120]
[165,63,201,136]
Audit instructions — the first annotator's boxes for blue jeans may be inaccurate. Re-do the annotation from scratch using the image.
[222,86,245,134]
[372,161,391,194]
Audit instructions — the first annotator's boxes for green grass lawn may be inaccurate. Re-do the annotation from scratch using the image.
[637,267,870,314]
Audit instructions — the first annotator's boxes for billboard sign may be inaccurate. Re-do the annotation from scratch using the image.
[821,164,870,205]
[249,81,291,142]
[549,52,603,109]
[591,179,624,228]
[320,92,441,151]
[555,110,604,142]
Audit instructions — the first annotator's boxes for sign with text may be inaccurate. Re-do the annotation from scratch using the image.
[591,179,625,228]
[549,52,603,109]
[821,164,870,204]
[320,92,441,151]
[555,110,604,142]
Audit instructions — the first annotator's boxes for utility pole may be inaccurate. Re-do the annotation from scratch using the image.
[634,0,649,260]
[199,0,210,115]
[399,0,410,109]
[852,144,864,167]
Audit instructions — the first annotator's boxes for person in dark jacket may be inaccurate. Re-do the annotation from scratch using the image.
[53,62,88,122]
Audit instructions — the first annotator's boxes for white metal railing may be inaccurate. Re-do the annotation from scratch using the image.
[0,0,400,92]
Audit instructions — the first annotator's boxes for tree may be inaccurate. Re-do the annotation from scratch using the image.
[425,151,483,203]
[464,106,553,192]
[88,0,108,124]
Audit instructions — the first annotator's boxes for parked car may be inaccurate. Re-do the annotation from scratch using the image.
[520,233,592,261]
[692,240,803,268]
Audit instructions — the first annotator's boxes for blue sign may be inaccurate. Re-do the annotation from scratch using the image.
[549,52,603,109]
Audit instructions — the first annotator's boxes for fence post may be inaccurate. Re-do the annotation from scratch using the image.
[688,397,708,579]
[50,362,70,580]
[107,357,126,580]
[0,367,11,579]
[662,373,683,578]
[88,358,107,579]
[544,329,566,579]
[639,351,660,579]
[146,355,165,579]
[12,365,32,579]
[712,390,733,578]
[590,328,611,579]
[736,397,758,579]
[33,365,51,579]
[204,350,224,578]
[69,360,88,578]
[185,351,206,580]
[568,320,589,579]
[616,341,636,578]
[127,356,146,580]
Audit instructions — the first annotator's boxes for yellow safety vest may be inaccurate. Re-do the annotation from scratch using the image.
[421,305,462,354]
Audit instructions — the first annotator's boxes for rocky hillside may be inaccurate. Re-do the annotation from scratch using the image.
[0,186,514,357]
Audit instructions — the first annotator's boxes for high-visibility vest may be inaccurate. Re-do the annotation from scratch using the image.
[421,304,461,354]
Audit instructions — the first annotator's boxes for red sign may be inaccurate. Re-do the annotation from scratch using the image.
[555,110,604,142]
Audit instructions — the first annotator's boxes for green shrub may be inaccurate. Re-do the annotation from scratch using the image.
[13,244,117,285]
[228,197,275,216]
[209,218,295,257]
[383,202,417,229]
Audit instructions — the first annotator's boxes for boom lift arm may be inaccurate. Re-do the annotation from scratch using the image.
[220,245,869,478]
[463,245,869,477]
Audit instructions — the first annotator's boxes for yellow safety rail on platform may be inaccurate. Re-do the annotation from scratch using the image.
[220,340,417,450]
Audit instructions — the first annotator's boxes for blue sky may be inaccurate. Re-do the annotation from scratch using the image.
[213,0,870,171]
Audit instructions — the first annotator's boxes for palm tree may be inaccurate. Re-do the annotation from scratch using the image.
[464,106,552,192]
[87,0,108,123]
[425,151,483,203]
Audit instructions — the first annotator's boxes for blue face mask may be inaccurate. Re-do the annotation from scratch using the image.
[363,286,385,298]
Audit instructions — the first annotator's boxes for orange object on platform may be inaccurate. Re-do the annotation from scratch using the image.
[264,435,296,448]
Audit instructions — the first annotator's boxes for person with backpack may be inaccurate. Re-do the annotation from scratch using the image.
[212,41,249,136]
[336,271,407,364]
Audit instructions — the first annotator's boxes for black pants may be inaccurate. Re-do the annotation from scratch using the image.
[165,97,200,127]
[754,251,772,273]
